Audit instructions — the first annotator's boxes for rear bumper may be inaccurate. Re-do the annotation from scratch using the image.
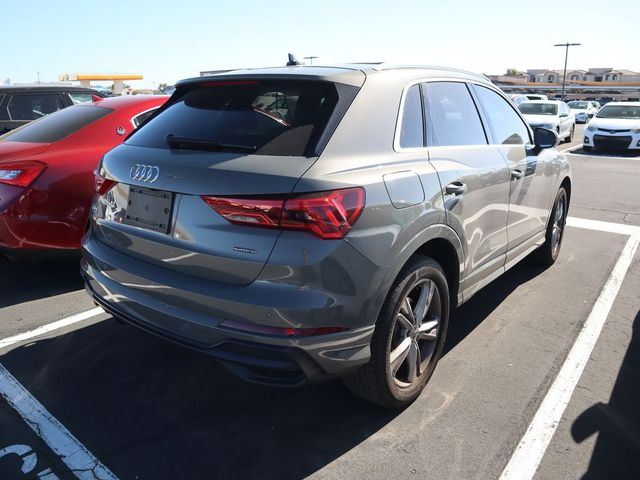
[81,232,384,385]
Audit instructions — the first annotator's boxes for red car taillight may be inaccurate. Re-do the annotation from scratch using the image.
[201,187,365,240]
[0,161,46,188]
[94,171,117,195]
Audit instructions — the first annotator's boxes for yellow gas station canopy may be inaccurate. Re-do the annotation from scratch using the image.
[58,73,143,82]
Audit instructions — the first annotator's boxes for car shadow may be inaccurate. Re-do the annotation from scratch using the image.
[570,148,640,158]
[445,258,549,355]
[0,253,555,479]
[570,310,640,478]
[0,254,83,308]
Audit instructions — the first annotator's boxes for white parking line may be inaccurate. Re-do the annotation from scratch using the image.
[0,363,118,479]
[500,230,640,480]
[558,145,579,153]
[0,307,105,351]
[567,216,640,236]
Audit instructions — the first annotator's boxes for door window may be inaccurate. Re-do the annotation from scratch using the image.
[422,82,487,147]
[398,84,424,148]
[473,85,531,145]
[68,92,95,104]
[7,94,64,120]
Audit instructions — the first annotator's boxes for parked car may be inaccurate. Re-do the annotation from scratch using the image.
[0,95,167,254]
[509,94,529,106]
[583,101,640,151]
[525,94,548,101]
[82,65,571,408]
[568,100,599,123]
[518,100,576,142]
[0,85,106,134]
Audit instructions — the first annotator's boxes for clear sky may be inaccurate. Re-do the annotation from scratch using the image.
[4,0,639,88]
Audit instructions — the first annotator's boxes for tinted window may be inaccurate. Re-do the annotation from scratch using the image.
[0,95,6,120]
[68,92,95,104]
[132,108,157,128]
[7,94,64,120]
[127,80,340,156]
[518,103,558,116]
[474,86,530,145]
[0,105,112,143]
[399,84,424,148]
[423,82,486,147]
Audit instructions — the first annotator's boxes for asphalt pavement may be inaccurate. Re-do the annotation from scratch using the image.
[1,124,639,479]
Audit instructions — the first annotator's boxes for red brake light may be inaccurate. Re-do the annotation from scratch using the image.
[94,172,117,195]
[201,187,365,239]
[0,161,46,188]
[201,197,283,227]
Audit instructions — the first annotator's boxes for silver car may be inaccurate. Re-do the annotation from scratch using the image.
[82,65,571,408]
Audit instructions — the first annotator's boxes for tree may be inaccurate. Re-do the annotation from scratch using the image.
[506,68,519,77]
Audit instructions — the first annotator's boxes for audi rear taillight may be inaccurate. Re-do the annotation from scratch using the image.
[0,161,46,188]
[94,171,117,195]
[201,187,365,240]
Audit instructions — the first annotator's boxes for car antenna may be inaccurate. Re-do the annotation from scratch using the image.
[286,53,304,66]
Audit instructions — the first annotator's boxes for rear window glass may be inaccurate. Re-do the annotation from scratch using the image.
[0,105,112,143]
[126,80,340,156]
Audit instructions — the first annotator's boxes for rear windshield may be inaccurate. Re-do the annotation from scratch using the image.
[0,104,112,143]
[126,80,340,156]
[518,103,558,116]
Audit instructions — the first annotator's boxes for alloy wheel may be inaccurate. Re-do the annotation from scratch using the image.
[388,278,441,388]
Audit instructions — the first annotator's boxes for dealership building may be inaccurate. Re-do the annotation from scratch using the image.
[488,67,640,102]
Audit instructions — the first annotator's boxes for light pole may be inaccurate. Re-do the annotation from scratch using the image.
[36,72,41,84]
[303,56,318,65]
[554,42,581,101]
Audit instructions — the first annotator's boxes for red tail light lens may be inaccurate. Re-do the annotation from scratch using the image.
[219,319,348,337]
[0,161,46,188]
[201,197,283,227]
[94,172,117,195]
[281,188,365,239]
[201,187,365,239]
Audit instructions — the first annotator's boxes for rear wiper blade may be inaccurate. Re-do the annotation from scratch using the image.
[165,134,256,152]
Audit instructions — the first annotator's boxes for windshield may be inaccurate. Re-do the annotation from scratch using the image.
[126,80,344,156]
[568,101,589,109]
[518,103,558,116]
[0,104,112,143]
[596,105,640,119]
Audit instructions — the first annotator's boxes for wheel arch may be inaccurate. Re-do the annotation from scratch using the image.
[381,224,464,311]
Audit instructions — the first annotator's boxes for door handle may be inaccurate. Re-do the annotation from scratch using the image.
[511,169,524,181]
[445,182,467,195]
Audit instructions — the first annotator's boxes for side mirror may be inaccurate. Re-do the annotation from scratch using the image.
[533,127,558,149]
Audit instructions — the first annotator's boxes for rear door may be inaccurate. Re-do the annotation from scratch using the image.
[423,81,511,296]
[471,84,553,261]
[93,77,362,286]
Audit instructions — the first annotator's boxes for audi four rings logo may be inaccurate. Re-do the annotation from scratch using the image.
[130,164,160,183]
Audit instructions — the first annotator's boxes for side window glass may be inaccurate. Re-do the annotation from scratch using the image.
[7,94,64,121]
[398,84,424,148]
[68,92,94,104]
[132,108,157,128]
[473,85,531,145]
[423,82,486,147]
[0,95,7,120]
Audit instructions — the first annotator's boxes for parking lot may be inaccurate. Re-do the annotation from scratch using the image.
[1,124,639,479]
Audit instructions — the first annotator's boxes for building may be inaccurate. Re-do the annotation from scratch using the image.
[487,67,640,101]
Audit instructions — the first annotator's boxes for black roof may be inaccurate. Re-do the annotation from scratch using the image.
[0,85,105,95]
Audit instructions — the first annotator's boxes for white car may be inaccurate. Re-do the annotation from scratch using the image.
[518,100,576,143]
[525,94,548,101]
[583,102,640,151]
[568,100,599,123]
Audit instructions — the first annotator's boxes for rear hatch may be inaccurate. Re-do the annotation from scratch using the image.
[93,75,362,285]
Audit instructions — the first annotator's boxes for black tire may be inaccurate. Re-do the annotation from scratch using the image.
[583,145,592,152]
[534,187,568,266]
[566,125,575,143]
[343,256,450,408]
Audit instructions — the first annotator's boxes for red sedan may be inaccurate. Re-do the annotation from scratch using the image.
[0,95,167,253]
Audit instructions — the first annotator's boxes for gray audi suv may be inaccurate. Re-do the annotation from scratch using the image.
[82,65,571,408]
